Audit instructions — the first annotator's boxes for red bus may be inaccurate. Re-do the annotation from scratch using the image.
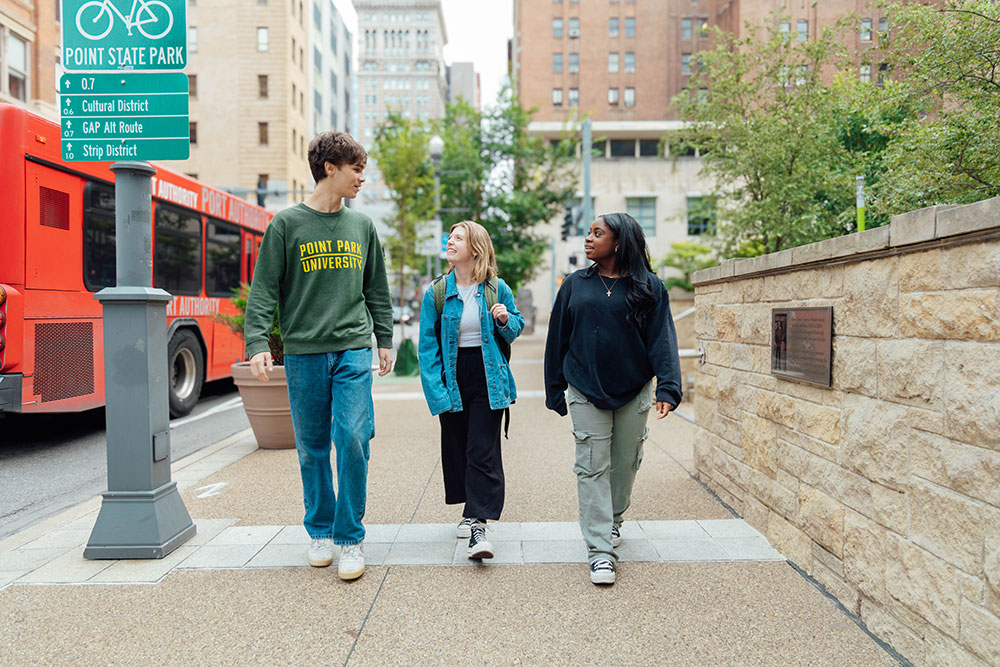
[0,104,272,418]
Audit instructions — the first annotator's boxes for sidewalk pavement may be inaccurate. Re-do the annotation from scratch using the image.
[0,329,899,665]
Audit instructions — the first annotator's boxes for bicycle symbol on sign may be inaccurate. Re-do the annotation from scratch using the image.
[75,0,174,41]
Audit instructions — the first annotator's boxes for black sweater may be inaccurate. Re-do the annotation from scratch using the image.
[544,265,683,416]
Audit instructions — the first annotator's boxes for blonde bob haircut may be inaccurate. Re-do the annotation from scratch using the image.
[446,220,498,284]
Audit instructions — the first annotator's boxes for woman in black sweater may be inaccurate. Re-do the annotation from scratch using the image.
[544,212,682,585]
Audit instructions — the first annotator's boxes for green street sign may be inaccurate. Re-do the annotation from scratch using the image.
[61,72,189,161]
[61,0,187,71]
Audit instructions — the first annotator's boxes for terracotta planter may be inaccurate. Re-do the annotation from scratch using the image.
[231,362,296,449]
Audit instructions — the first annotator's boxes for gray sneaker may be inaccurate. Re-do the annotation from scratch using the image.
[611,524,623,548]
[456,517,475,539]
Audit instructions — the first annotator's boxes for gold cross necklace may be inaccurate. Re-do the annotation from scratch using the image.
[597,273,618,297]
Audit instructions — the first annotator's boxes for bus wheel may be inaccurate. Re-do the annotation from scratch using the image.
[168,330,204,418]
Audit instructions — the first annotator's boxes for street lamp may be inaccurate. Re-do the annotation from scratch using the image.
[429,133,444,276]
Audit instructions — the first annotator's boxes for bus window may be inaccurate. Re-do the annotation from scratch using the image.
[247,233,263,282]
[83,182,116,292]
[154,203,202,296]
[206,218,241,297]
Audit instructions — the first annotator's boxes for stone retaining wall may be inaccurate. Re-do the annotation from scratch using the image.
[690,196,1000,666]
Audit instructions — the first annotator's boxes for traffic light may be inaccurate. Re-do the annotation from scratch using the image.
[561,208,574,241]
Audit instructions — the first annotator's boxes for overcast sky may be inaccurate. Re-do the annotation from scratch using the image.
[441,0,514,109]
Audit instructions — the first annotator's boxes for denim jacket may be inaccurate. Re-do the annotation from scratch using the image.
[418,272,524,415]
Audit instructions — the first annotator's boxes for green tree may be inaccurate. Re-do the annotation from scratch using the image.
[659,242,718,291]
[368,113,436,324]
[671,16,909,257]
[439,85,579,291]
[876,0,1000,212]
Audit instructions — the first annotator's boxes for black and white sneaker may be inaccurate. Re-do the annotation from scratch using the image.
[590,559,616,585]
[467,521,494,559]
[611,524,623,548]
[456,518,475,539]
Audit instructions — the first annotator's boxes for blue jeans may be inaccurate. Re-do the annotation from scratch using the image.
[284,349,374,545]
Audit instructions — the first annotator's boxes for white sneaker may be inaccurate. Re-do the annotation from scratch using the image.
[467,521,494,559]
[590,559,616,585]
[308,538,334,567]
[456,518,475,539]
[338,543,365,580]
[611,524,623,548]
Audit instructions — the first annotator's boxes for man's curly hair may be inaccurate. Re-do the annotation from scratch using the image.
[307,131,367,183]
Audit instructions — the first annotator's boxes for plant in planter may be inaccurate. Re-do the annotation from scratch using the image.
[216,284,295,449]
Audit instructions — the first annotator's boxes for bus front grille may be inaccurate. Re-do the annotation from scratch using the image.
[33,322,95,402]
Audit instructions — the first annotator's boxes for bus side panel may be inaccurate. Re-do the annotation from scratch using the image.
[20,311,104,414]
[0,105,27,286]
[209,303,245,381]
[25,164,85,291]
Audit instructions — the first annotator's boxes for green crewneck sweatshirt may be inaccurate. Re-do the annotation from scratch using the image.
[244,203,393,358]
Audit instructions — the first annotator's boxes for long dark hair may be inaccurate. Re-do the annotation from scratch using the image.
[600,213,657,329]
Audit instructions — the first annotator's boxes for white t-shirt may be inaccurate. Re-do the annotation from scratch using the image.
[457,283,482,348]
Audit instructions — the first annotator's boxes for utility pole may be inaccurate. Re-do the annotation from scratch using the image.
[856,175,866,232]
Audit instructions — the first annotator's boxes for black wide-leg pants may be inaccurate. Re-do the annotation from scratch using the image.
[438,346,505,520]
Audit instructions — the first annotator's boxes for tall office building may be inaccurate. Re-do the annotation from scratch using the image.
[354,0,448,229]
[1,0,60,119]
[513,0,897,304]
[447,61,480,110]
[161,0,357,211]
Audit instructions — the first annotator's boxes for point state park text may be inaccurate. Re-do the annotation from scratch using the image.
[64,45,185,69]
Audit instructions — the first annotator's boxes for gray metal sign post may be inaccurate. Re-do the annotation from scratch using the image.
[84,161,195,559]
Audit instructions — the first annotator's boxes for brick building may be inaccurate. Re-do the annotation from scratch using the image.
[0,0,60,119]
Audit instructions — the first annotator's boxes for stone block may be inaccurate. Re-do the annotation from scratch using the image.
[794,399,841,445]
[859,598,926,665]
[777,468,799,493]
[762,273,797,302]
[983,507,1000,609]
[832,336,878,397]
[744,278,765,302]
[740,494,770,535]
[890,204,945,247]
[941,241,1000,289]
[778,440,874,517]
[792,235,855,265]
[855,225,892,254]
[923,625,990,667]
[838,257,899,338]
[841,394,911,491]
[757,392,795,429]
[911,432,1000,508]
[899,248,942,292]
[713,304,742,342]
[812,541,845,577]
[714,413,742,450]
[767,511,813,568]
[910,479,984,574]
[704,341,730,368]
[746,467,796,516]
[741,413,778,478]
[870,483,908,535]
[716,369,740,421]
[900,291,1000,341]
[936,195,1000,238]
[697,373,718,400]
[885,532,961,636]
[877,339,945,408]
[730,343,755,372]
[797,484,845,557]
[812,558,860,615]
[961,571,986,606]
[943,342,1000,450]
[738,304,772,345]
[692,265,722,285]
[721,281,744,304]
[798,265,845,298]
[844,511,887,602]
[960,603,1000,667]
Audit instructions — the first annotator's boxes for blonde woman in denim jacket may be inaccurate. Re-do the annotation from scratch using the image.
[418,221,524,560]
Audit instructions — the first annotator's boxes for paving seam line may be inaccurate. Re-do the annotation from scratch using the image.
[342,567,391,667]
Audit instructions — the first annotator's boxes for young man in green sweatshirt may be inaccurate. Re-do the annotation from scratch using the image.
[243,131,393,581]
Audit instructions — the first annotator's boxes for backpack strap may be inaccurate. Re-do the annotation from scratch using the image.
[484,276,499,311]
[432,275,447,315]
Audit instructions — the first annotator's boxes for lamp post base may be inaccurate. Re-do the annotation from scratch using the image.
[83,481,196,559]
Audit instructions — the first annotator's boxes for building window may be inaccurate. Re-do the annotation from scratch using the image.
[189,121,197,144]
[314,47,322,71]
[258,122,269,144]
[877,62,888,87]
[330,70,338,93]
[609,18,619,37]
[257,27,269,51]
[7,34,28,101]
[626,197,656,236]
[568,18,580,37]
[188,74,197,98]
[699,18,709,34]
[639,139,659,157]
[258,75,269,97]
[624,87,635,107]
[608,52,619,73]
[610,139,634,157]
[314,91,322,111]
[568,87,578,107]
[553,53,563,73]
[569,53,579,73]
[861,18,872,42]
[860,65,871,83]
[687,196,715,235]
[553,18,563,38]
[608,87,619,105]
[879,17,889,38]
[625,17,635,37]
[552,88,563,106]
[624,52,635,72]
[313,1,321,24]
[189,27,198,52]
[682,18,692,39]
[779,20,790,41]
[681,53,691,75]
[797,20,808,41]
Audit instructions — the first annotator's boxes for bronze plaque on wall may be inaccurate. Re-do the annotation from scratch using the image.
[771,307,833,387]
